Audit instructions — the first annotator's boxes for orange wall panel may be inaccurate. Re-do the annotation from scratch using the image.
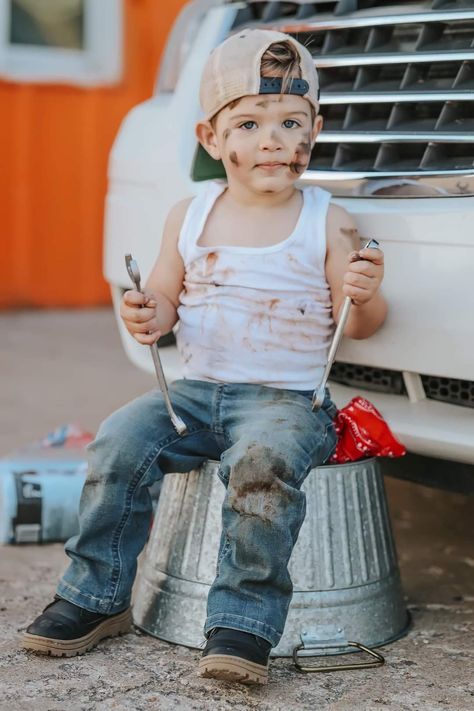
[0,0,187,308]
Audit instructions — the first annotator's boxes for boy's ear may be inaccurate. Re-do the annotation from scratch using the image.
[195,120,221,160]
[311,113,323,147]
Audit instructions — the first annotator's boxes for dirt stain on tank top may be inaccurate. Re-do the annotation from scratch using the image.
[204,251,219,277]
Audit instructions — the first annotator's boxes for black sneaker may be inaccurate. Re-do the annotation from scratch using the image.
[22,595,132,657]
[198,627,272,685]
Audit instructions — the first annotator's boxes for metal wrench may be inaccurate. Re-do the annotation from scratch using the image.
[125,254,187,436]
[312,238,381,412]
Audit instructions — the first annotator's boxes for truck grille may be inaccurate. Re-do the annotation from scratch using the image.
[421,374,474,407]
[329,362,407,395]
[329,362,474,408]
[232,1,474,186]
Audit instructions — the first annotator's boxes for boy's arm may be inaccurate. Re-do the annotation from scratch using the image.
[325,203,387,340]
[120,198,191,344]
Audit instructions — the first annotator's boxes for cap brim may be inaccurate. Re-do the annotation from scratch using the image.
[191,143,227,182]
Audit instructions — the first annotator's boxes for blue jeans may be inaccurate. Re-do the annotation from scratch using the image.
[57,379,337,647]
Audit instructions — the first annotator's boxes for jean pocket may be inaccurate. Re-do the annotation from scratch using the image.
[323,399,338,422]
[307,418,338,471]
[321,421,338,464]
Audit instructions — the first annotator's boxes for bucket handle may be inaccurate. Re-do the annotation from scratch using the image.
[293,640,385,673]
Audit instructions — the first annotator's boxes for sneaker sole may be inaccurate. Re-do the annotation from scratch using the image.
[21,607,132,657]
[198,654,268,685]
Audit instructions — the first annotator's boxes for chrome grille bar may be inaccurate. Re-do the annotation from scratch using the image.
[298,170,474,181]
[321,92,473,104]
[275,10,474,33]
[314,51,474,68]
[318,132,474,143]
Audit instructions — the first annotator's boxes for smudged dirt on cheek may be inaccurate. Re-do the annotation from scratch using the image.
[229,151,239,166]
[288,133,311,176]
[228,443,293,522]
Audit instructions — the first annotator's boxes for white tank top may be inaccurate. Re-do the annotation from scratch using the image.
[176,180,334,390]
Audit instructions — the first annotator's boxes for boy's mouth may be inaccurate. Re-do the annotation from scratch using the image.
[255,162,286,170]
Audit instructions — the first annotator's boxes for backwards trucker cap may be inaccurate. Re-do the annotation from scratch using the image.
[192,28,320,182]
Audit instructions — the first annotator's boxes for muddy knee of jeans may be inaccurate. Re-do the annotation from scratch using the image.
[227,443,296,522]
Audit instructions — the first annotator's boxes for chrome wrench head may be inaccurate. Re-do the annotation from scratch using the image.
[311,383,327,413]
[170,413,188,436]
[125,254,141,293]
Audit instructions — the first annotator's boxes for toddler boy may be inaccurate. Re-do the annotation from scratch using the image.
[22,28,386,685]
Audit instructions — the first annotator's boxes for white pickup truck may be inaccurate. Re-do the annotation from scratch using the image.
[104,0,474,492]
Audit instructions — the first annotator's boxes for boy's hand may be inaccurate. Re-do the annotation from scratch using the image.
[120,290,161,345]
[343,246,384,306]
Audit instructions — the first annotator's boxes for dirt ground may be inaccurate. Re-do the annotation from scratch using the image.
[1,309,473,711]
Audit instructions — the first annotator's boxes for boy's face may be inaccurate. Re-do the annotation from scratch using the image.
[197,93,323,194]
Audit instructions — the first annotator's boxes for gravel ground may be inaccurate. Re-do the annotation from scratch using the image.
[0,309,473,710]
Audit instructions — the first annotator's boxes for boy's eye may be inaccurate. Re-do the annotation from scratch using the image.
[283,119,300,128]
[239,121,256,130]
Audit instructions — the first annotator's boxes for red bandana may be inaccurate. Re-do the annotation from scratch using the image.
[330,396,406,464]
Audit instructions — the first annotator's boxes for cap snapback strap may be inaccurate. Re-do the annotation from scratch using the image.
[259,76,319,100]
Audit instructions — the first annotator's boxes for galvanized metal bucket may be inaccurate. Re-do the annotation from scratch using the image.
[133,457,410,661]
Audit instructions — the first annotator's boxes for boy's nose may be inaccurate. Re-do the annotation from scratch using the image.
[259,127,283,151]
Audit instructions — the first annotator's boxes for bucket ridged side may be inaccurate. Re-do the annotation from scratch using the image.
[133,458,409,657]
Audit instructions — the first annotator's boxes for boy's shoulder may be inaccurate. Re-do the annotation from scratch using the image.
[162,196,195,246]
[326,201,359,256]
[167,196,194,226]
[166,182,223,235]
